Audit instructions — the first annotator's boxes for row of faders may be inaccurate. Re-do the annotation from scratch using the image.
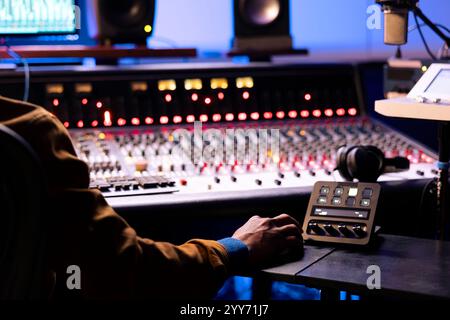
[71,117,437,197]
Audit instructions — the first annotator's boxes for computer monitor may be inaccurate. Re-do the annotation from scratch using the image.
[0,0,77,36]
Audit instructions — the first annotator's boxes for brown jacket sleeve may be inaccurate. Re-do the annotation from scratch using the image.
[0,96,231,299]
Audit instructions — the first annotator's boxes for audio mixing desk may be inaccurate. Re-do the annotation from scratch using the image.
[0,62,438,228]
[70,118,437,210]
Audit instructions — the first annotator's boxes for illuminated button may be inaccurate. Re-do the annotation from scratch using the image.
[332,197,342,205]
[346,197,356,206]
[211,78,228,89]
[184,78,202,90]
[320,186,330,195]
[317,196,328,204]
[360,199,371,207]
[334,187,344,196]
[348,187,358,197]
[236,77,254,89]
[362,188,373,198]
[158,79,176,91]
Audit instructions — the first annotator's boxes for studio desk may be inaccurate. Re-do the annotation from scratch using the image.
[246,234,450,300]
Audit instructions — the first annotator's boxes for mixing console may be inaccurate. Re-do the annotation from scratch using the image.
[0,62,438,210]
[71,118,437,200]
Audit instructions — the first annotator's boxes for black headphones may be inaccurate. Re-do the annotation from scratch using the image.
[335,145,410,182]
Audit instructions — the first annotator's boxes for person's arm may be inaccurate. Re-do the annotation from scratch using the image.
[0,96,302,299]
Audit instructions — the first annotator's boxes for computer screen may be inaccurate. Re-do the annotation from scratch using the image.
[0,0,77,35]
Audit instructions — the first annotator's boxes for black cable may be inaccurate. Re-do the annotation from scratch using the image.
[413,12,437,60]
[5,45,30,102]
[395,46,402,58]
[409,23,450,35]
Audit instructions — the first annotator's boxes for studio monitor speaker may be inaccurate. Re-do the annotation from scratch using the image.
[233,0,292,51]
[88,0,156,45]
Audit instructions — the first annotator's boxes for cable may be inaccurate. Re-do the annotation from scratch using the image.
[148,36,179,49]
[5,46,30,102]
[409,22,450,60]
[395,46,402,59]
[413,12,437,61]
[409,23,450,35]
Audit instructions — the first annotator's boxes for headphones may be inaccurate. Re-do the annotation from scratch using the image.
[335,145,410,182]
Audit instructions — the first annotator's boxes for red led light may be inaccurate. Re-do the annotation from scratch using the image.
[52,98,59,107]
[238,113,247,121]
[199,114,208,122]
[160,116,169,124]
[218,92,225,100]
[96,102,103,109]
[117,118,127,126]
[164,94,172,103]
[145,117,154,125]
[304,93,312,101]
[250,112,260,120]
[63,121,69,128]
[242,91,250,100]
[91,120,98,127]
[300,110,310,118]
[312,109,322,118]
[336,108,346,116]
[131,117,140,126]
[212,114,222,122]
[81,98,88,105]
[173,115,182,124]
[288,110,298,118]
[204,97,212,105]
[276,111,285,119]
[186,115,195,123]
[324,109,334,117]
[77,120,84,128]
[225,113,234,121]
[103,111,112,127]
[263,112,273,119]
[348,108,357,116]
[191,93,199,102]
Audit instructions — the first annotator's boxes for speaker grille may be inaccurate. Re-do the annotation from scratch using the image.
[102,0,150,28]
[239,0,281,26]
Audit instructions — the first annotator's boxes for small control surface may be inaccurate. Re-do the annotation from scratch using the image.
[302,181,381,245]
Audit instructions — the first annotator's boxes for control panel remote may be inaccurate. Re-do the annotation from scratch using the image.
[302,181,381,245]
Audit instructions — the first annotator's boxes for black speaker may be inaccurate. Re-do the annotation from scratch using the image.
[88,0,156,45]
[233,0,292,51]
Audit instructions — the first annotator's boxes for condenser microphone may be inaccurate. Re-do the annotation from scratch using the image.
[376,0,418,45]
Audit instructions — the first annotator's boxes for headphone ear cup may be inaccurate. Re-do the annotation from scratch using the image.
[364,145,385,162]
[347,146,384,182]
[336,145,354,181]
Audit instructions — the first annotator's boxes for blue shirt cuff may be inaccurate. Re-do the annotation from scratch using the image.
[218,237,249,272]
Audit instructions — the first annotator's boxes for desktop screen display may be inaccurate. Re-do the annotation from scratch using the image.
[0,0,77,35]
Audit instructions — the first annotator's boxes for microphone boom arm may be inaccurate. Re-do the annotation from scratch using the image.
[412,6,450,48]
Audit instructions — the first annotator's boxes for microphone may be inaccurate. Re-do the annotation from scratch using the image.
[376,0,418,45]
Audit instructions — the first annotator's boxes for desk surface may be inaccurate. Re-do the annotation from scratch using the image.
[261,234,450,299]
